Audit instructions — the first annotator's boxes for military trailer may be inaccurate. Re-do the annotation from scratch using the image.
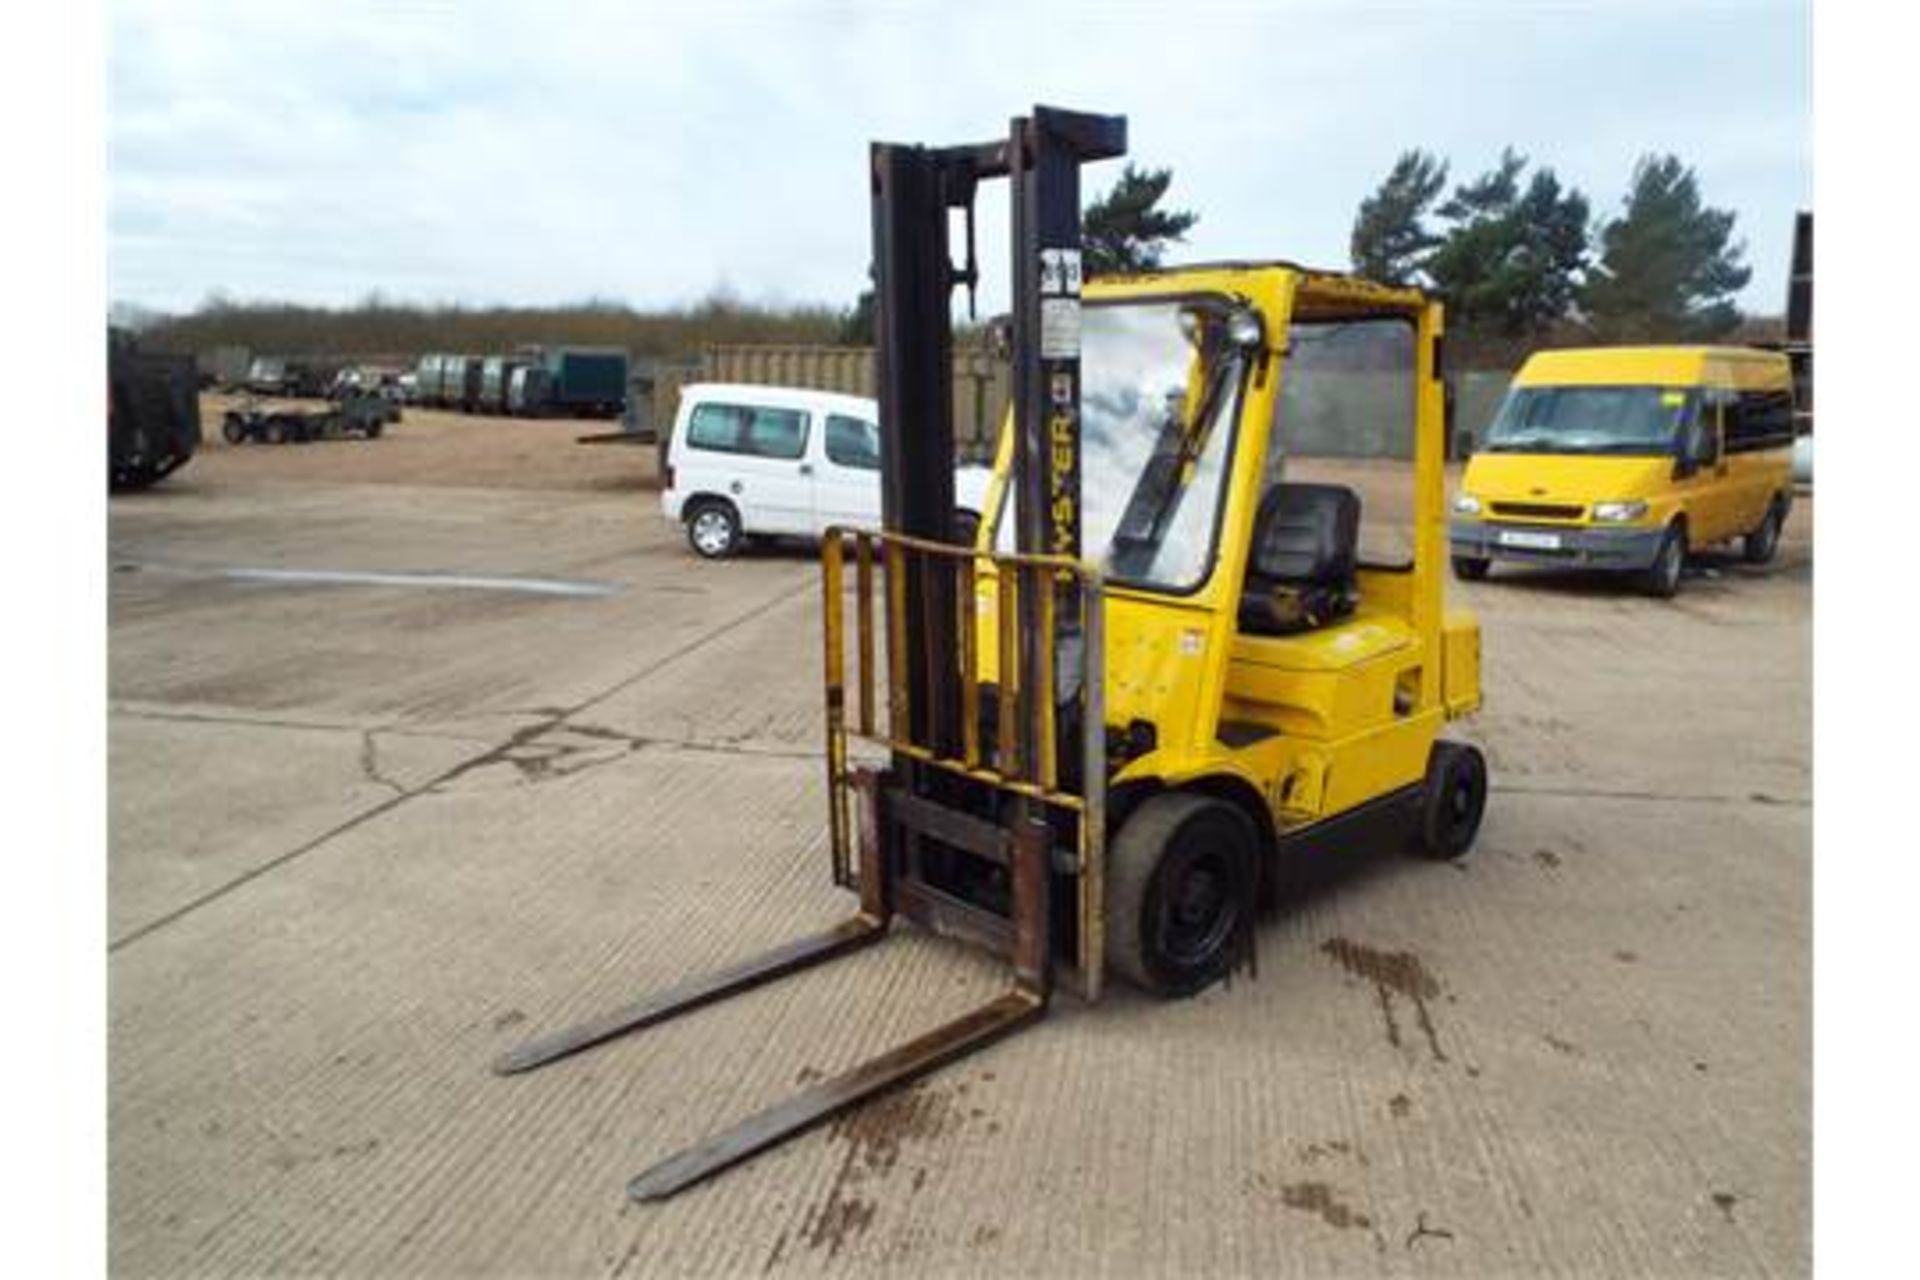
[477,356,527,414]
[109,328,201,490]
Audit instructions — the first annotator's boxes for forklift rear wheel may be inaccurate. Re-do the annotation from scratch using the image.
[1643,522,1686,598]
[1415,741,1487,860]
[1108,793,1257,998]
[686,500,743,559]
[1452,555,1490,581]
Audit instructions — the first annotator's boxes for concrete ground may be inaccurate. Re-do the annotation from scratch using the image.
[109,417,1810,1277]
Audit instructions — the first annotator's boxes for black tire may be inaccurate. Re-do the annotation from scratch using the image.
[1742,500,1783,565]
[364,421,384,440]
[1452,555,1491,581]
[685,499,743,559]
[953,509,981,547]
[1108,793,1258,998]
[221,415,245,445]
[1642,522,1686,598]
[263,417,286,445]
[1415,740,1487,860]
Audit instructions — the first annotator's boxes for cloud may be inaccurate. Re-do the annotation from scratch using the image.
[110,0,1809,314]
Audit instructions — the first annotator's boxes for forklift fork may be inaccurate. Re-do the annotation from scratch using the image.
[495,760,1063,1202]
[495,752,1059,1205]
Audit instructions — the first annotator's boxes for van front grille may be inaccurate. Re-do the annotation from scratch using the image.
[1490,501,1585,521]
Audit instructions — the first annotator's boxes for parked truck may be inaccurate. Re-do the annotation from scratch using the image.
[508,347,628,418]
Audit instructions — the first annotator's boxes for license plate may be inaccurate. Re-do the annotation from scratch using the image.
[1498,529,1562,550]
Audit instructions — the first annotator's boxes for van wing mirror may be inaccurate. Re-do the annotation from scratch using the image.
[1673,411,1716,476]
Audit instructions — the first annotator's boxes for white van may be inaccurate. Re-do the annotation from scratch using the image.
[661,383,993,558]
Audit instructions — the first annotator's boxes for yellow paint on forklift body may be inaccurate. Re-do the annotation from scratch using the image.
[978,263,1479,834]
[1453,345,1797,572]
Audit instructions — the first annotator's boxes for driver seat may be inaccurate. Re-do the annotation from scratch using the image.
[1239,482,1361,636]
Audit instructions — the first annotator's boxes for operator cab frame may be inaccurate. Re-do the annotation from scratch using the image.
[978,262,1481,862]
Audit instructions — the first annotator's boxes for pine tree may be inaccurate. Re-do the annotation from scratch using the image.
[1081,165,1199,276]
[1583,155,1751,341]
[1350,150,1449,285]
[1423,148,1591,339]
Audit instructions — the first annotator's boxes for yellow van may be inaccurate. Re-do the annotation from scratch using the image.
[1449,346,1797,596]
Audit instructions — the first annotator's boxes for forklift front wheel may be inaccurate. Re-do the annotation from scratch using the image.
[1108,793,1257,998]
[1416,741,1487,860]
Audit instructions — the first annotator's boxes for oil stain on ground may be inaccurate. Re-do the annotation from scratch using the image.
[793,1079,968,1263]
[1246,1171,1374,1231]
[1321,937,1448,1063]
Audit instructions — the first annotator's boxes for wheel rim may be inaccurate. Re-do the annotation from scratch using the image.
[1447,772,1478,840]
[1153,842,1239,968]
[691,510,732,555]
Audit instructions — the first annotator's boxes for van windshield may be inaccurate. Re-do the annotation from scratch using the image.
[1483,385,1694,456]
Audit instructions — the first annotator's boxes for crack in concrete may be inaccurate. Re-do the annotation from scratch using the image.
[358,730,406,797]
[113,703,496,748]
[427,722,820,792]
[108,576,814,953]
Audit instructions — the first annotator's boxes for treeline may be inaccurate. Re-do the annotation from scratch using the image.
[136,294,846,362]
[1351,149,1770,367]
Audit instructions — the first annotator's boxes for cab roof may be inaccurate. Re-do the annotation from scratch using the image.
[1086,260,1431,317]
[1515,345,1790,388]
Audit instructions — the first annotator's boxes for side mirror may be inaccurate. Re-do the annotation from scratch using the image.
[1673,413,1716,477]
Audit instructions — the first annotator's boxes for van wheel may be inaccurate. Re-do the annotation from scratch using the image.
[686,500,743,559]
[221,414,245,445]
[1642,522,1686,598]
[1414,741,1487,860]
[1742,501,1783,565]
[1108,793,1257,998]
[1452,555,1490,581]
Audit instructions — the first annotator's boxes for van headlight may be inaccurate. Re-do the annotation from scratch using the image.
[1591,499,1650,523]
[1452,494,1482,516]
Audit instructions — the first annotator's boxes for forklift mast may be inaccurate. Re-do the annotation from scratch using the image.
[871,108,1126,757]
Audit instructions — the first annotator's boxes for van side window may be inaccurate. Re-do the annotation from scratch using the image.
[825,415,881,470]
[686,402,810,460]
[1727,387,1796,453]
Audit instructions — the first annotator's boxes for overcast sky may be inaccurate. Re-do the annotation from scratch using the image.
[109,0,1810,318]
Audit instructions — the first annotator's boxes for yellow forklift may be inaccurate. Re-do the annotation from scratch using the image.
[497,106,1486,1202]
